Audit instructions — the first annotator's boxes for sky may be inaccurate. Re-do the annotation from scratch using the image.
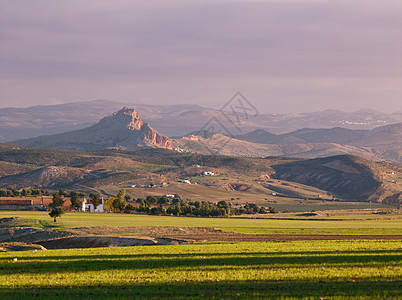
[1,0,402,113]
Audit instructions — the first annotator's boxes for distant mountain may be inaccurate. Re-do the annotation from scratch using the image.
[176,122,402,165]
[281,127,368,144]
[174,133,382,162]
[0,100,211,141]
[12,107,174,151]
[235,129,282,144]
[230,123,401,164]
[235,127,368,144]
[351,123,402,147]
[1,100,402,142]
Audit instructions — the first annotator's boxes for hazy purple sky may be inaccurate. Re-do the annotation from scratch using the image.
[1,0,402,113]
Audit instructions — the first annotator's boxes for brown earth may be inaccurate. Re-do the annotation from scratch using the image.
[66,226,402,242]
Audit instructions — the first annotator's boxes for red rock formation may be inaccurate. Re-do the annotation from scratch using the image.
[111,107,174,150]
[11,106,175,151]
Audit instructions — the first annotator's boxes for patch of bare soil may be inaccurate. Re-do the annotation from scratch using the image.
[0,242,46,252]
[66,226,402,242]
[0,227,73,244]
[38,236,188,249]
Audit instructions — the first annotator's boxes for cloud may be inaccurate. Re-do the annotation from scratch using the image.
[0,0,401,112]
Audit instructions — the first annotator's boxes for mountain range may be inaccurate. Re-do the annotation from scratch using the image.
[7,104,402,164]
[1,100,401,141]
[175,123,402,164]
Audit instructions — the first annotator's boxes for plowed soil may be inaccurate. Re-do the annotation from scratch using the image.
[67,226,402,242]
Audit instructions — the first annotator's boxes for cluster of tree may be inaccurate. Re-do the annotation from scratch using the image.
[103,190,279,217]
[57,189,86,198]
[104,191,182,212]
[0,188,49,197]
[125,200,278,217]
[235,203,279,214]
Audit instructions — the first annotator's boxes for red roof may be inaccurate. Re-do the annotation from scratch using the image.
[0,199,33,205]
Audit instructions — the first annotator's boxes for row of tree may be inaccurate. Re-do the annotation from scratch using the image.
[0,188,50,197]
[103,190,279,217]
[48,188,278,221]
[127,200,279,217]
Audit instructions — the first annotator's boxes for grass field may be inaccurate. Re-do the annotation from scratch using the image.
[1,211,401,298]
[0,240,400,299]
[1,211,401,235]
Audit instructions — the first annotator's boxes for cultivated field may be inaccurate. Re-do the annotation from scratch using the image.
[0,211,401,299]
[1,240,401,299]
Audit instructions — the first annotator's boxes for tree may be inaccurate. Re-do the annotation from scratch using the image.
[70,192,80,210]
[21,188,32,196]
[157,197,169,205]
[0,188,8,197]
[58,189,69,197]
[112,189,126,211]
[103,197,115,211]
[146,196,157,205]
[52,192,65,207]
[49,207,64,222]
[49,192,65,222]
[10,188,20,197]
[89,192,101,210]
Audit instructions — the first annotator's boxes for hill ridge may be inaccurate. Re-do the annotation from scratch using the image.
[12,107,174,151]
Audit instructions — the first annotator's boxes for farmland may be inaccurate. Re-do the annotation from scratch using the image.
[0,211,401,298]
[0,240,400,299]
[0,211,401,236]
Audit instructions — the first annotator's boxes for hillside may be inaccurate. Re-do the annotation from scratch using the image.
[12,107,174,151]
[271,155,401,202]
[0,144,400,205]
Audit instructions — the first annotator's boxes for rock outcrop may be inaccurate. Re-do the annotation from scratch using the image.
[13,107,174,151]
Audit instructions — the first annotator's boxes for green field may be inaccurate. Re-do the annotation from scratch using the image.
[1,211,401,298]
[0,240,400,299]
[1,211,401,235]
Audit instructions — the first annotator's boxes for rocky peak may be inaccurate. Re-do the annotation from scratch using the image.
[101,106,174,150]
[110,107,144,130]
[12,106,175,151]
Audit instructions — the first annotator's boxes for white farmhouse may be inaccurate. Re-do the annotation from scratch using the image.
[81,198,104,212]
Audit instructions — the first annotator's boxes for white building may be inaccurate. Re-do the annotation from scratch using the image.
[81,198,104,212]
[202,171,215,176]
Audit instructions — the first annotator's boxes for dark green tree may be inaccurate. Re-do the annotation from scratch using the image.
[112,189,126,211]
[58,189,69,197]
[52,192,65,207]
[70,192,80,210]
[10,188,20,197]
[49,207,64,222]
[49,192,65,222]
[89,192,101,210]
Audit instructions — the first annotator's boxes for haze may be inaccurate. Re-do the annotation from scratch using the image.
[1,0,402,113]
